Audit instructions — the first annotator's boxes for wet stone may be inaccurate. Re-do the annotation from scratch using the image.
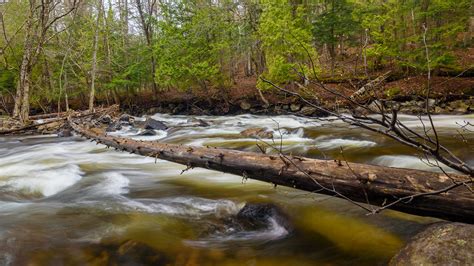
[390,222,474,266]
[187,118,210,127]
[144,118,168,130]
[240,127,273,139]
[138,129,157,136]
[100,115,112,124]
[106,122,122,132]
[236,203,292,232]
[119,114,134,125]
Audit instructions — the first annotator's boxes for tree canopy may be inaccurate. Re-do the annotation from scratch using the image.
[0,0,472,115]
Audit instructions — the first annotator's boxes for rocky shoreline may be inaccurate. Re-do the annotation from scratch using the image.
[127,97,473,117]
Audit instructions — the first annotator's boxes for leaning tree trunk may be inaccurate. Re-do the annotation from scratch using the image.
[69,120,473,223]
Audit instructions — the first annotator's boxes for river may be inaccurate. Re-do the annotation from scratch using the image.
[0,113,473,265]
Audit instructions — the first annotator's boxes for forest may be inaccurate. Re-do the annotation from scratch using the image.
[0,1,473,265]
[1,0,473,120]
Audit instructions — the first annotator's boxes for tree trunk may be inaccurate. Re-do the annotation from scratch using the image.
[13,6,35,121]
[135,0,158,98]
[89,0,102,112]
[69,121,474,224]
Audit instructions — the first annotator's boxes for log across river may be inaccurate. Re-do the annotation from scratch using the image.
[69,116,473,223]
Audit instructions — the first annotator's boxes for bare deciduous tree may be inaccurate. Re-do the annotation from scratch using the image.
[12,0,79,123]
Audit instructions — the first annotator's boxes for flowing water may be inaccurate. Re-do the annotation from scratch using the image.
[0,113,473,265]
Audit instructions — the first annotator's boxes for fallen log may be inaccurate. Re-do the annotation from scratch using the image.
[350,71,391,103]
[69,119,473,223]
[0,105,118,135]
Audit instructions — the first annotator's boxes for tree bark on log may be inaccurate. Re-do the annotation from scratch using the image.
[1,106,117,135]
[69,120,473,223]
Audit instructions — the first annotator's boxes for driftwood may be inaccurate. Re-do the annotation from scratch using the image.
[0,105,118,135]
[0,117,67,135]
[69,119,473,223]
[350,71,391,103]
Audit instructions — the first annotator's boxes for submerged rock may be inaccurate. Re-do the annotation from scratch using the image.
[240,127,273,139]
[114,240,170,265]
[144,118,168,130]
[237,203,292,232]
[197,202,292,242]
[390,222,474,265]
[138,129,157,136]
[187,118,210,127]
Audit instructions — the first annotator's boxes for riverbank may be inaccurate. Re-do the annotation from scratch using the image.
[0,75,472,118]
[118,75,473,117]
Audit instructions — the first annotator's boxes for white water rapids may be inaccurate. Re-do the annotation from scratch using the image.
[0,113,472,265]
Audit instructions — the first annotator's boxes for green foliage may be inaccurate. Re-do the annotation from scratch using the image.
[153,0,237,90]
[313,0,360,49]
[354,0,471,73]
[0,69,15,93]
[385,87,401,98]
[257,1,317,90]
[0,0,472,109]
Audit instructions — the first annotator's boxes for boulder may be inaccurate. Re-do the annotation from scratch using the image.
[187,118,210,127]
[144,118,168,130]
[449,100,474,114]
[290,103,301,112]
[427,98,436,108]
[390,222,474,266]
[119,114,134,125]
[106,122,122,132]
[300,106,317,116]
[100,115,112,124]
[240,101,252,110]
[138,129,156,136]
[449,100,470,114]
[237,203,292,232]
[240,127,273,139]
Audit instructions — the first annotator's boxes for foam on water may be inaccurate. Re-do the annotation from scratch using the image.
[372,155,452,172]
[314,137,377,150]
[107,125,168,141]
[0,164,83,197]
[121,197,242,218]
[89,172,130,195]
[186,217,289,248]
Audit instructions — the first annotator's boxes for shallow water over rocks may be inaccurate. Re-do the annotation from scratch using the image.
[0,113,472,265]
